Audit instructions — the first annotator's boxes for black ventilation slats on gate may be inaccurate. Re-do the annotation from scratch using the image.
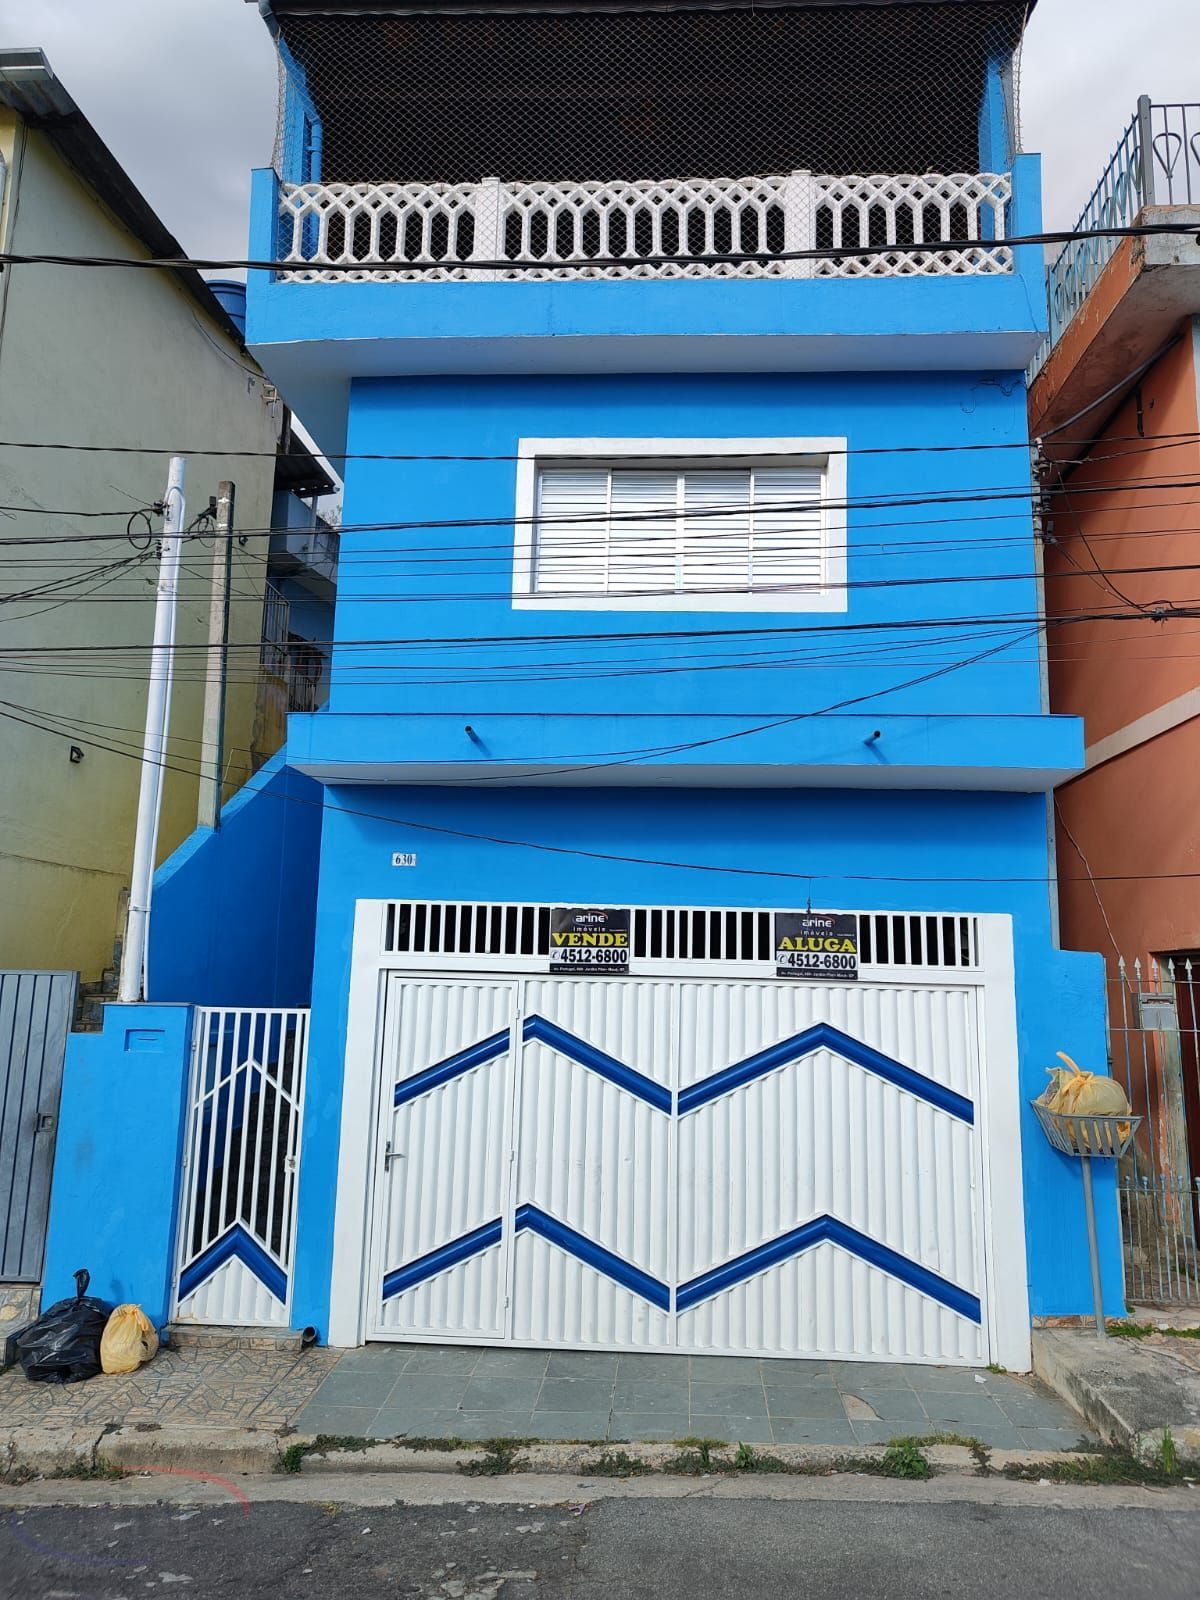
[379,902,979,970]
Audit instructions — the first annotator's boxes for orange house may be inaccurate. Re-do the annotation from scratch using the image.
[1030,97,1200,1303]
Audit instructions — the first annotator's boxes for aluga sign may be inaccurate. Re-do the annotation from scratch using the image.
[775,912,860,980]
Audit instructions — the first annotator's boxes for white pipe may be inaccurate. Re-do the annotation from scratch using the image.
[119,456,186,1004]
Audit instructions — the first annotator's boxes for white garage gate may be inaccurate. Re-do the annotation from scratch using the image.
[332,903,1029,1368]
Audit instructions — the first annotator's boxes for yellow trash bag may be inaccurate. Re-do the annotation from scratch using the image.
[1040,1052,1131,1150]
[100,1304,159,1375]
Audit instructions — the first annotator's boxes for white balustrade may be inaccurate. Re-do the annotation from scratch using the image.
[277,170,1012,282]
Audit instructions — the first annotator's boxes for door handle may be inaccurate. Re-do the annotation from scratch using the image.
[34,1112,56,1133]
[383,1141,402,1169]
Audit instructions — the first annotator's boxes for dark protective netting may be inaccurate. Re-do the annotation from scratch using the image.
[271,1,1027,186]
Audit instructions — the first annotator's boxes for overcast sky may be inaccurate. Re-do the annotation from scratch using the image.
[0,0,1195,262]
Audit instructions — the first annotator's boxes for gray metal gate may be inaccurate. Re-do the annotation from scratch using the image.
[0,971,77,1281]
[1108,955,1200,1307]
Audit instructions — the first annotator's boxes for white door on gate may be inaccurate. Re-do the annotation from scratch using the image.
[368,974,988,1361]
[370,978,516,1339]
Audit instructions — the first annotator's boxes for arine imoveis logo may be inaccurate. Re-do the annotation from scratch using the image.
[549,906,631,970]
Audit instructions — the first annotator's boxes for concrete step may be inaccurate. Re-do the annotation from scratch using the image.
[165,1322,312,1355]
[1032,1327,1200,1462]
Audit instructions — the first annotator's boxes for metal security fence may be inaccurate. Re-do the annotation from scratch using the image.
[268,2,1026,187]
[1033,98,1200,373]
[1107,956,1200,1307]
[0,971,77,1282]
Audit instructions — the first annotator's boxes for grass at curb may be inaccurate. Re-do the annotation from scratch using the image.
[1108,1320,1200,1341]
[46,1461,128,1483]
[274,1428,1194,1488]
[278,1435,386,1474]
[1001,1439,1200,1488]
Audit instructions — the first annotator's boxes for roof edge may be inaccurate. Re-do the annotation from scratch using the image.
[0,47,251,351]
[255,0,1035,14]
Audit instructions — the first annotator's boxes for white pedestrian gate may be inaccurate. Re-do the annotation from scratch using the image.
[173,1008,309,1327]
[366,971,990,1362]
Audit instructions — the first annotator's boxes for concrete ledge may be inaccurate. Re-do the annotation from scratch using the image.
[165,1323,310,1355]
[2,1426,100,1478]
[99,1426,284,1476]
[300,1441,487,1474]
[301,1440,989,1477]
[1032,1329,1200,1463]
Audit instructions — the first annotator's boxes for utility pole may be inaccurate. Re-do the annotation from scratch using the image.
[119,456,186,1005]
[198,481,235,831]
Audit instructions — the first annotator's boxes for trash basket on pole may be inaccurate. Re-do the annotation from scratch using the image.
[1030,1102,1141,1338]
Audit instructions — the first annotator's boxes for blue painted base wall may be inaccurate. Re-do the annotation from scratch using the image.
[41,1005,193,1330]
[289,783,1119,1342]
[149,749,322,1007]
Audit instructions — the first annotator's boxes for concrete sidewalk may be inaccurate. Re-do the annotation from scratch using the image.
[1,1335,1093,1480]
[1033,1327,1200,1462]
[292,1343,1086,1450]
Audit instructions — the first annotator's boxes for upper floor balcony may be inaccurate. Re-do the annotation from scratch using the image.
[1028,97,1200,448]
[247,0,1048,458]
[275,169,1016,285]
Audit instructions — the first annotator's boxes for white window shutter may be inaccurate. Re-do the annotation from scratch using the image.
[607,471,678,594]
[531,458,829,603]
[751,466,825,591]
[533,468,609,595]
[682,470,752,593]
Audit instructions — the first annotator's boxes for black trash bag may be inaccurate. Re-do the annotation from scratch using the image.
[16,1268,112,1384]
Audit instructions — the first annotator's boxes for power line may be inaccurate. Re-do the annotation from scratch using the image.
[6,692,1200,889]
[0,428,1195,468]
[5,557,1200,612]
[0,219,1196,278]
[5,600,1198,662]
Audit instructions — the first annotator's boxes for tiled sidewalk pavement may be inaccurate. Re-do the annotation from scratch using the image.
[0,1343,342,1430]
[293,1345,1092,1450]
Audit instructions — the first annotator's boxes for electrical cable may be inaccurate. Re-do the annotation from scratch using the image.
[6,691,1200,888]
[0,428,1196,468]
[0,219,1197,277]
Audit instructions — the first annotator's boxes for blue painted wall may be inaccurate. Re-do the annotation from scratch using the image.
[42,1005,193,1329]
[325,369,1045,728]
[149,749,322,1007]
[288,784,1122,1339]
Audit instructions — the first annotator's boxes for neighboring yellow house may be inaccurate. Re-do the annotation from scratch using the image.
[0,50,295,983]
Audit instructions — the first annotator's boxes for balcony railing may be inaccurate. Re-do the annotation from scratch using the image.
[277,170,1013,283]
[1033,98,1200,374]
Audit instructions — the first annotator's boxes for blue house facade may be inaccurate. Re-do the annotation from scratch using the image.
[42,0,1119,1366]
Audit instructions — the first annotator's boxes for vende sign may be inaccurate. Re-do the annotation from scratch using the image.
[549,907,631,972]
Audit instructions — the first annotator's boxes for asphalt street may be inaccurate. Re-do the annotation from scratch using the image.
[2,1492,1199,1599]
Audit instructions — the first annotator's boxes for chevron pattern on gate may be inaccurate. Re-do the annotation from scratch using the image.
[383,1018,979,1323]
[390,1015,973,1121]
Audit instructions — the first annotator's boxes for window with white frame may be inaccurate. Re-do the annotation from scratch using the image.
[514,439,847,612]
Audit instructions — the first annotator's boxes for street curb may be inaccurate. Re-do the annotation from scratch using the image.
[0,1428,1091,1481]
[98,1427,285,1476]
[2,1426,101,1477]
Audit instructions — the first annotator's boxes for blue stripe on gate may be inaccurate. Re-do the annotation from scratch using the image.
[514,1203,672,1312]
[393,1029,511,1108]
[521,1015,672,1113]
[381,1217,503,1302]
[675,1214,982,1322]
[178,1224,288,1305]
[677,1022,974,1123]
